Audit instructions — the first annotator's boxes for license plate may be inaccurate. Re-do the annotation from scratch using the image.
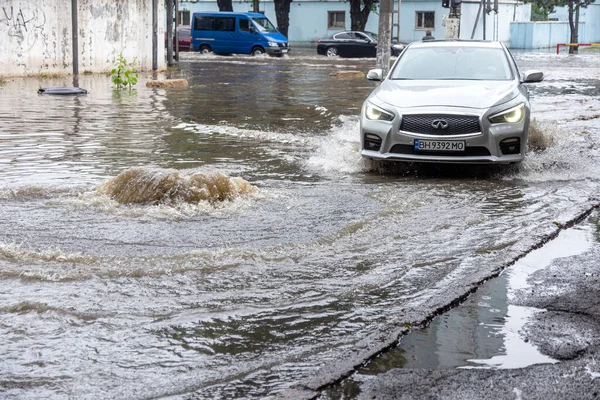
[281,49,288,53]
[414,139,465,152]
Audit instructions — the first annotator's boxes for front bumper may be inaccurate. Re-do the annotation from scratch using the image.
[265,46,290,56]
[360,105,529,165]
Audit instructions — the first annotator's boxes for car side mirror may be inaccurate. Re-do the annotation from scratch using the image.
[366,68,383,81]
[249,26,257,34]
[522,70,543,83]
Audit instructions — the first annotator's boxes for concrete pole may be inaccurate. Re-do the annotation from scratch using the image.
[482,0,486,40]
[152,0,158,71]
[175,0,179,61]
[397,0,402,42]
[167,0,174,66]
[71,0,79,76]
[376,0,393,77]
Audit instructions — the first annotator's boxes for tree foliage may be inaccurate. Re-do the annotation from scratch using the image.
[349,0,378,31]
[274,0,293,38]
[217,0,233,12]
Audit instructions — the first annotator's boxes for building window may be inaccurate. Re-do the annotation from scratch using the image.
[178,10,190,26]
[328,11,345,29]
[415,11,435,29]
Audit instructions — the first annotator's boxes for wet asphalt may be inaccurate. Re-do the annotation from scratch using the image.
[283,206,600,399]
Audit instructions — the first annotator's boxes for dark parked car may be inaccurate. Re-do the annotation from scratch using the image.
[165,27,191,52]
[316,31,405,58]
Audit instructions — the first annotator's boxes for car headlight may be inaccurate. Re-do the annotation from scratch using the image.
[365,103,395,121]
[268,41,279,47]
[489,104,525,124]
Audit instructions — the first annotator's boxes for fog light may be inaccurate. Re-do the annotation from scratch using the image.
[364,133,382,151]
[500,137,521,155]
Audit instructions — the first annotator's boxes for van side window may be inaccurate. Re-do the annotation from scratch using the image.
[214,17,236,32]
[239,19,251,32]
[194,16,214,30]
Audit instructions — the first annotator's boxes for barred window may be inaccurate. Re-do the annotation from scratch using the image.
[178,10,190,26]
[415,11,435,29]
[328,11,345,30]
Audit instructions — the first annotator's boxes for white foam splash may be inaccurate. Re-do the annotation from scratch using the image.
[305,115,373,174]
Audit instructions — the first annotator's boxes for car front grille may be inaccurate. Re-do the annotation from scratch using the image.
[278,43,288,48]
[390,144,491,157]
[400,115,481,136]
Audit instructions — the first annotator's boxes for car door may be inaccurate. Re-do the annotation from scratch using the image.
[236,17,256,54]
[212,16,236,53]
[332,32,353,57]
[354,32,376,57]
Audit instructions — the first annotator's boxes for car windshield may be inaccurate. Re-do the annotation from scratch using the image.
[251,17,277,32]
[389,46,513,81]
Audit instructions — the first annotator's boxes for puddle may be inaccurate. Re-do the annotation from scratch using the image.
[322,215,596,397]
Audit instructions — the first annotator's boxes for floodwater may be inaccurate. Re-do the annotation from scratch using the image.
[0,48,599,399]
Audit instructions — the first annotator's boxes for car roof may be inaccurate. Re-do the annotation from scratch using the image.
[409,40,504,49]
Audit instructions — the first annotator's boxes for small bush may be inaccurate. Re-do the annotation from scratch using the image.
[0,76,6,85]
[110,53,138,90]
[528,119,555,152]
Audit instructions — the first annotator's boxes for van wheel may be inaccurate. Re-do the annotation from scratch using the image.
[326,46,338,57]
[251,47,264,56]
[199,45,212,54]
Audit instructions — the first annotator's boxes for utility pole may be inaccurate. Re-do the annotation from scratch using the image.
[253,0,260,12]
[152,0,158,71]
[175,0,179,61]
[71,0,79,76]
[376,0,393,77]
[167,0,174,66]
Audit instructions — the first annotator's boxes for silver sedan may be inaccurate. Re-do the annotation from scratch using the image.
[360,40,543,164]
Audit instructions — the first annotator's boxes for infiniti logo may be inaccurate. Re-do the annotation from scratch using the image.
[431,119,449,130]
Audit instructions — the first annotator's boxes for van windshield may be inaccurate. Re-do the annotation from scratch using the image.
[251,17,277,32]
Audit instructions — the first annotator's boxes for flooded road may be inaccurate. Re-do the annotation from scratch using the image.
[1,48,599,399]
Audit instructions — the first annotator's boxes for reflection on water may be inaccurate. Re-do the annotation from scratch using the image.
[0,51,599,399]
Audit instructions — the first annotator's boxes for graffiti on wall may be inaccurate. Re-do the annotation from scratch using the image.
[0,4,46,52]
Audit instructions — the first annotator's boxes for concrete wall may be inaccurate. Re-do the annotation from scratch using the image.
[0,0,165,76]
[511,3,600,49]
[459,1,531,45]
[179,0,531,45]
[510,21,589,49]
[179,0,446,43]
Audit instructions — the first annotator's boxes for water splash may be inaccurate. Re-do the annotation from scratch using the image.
[96,167,257,205]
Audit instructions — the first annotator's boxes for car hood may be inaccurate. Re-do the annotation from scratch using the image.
[262,31,288,43]
[373,79,519,109]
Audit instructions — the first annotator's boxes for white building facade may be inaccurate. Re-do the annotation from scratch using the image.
[179,0,531,45]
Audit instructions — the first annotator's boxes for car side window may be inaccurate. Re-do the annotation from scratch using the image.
[194,16,214,31]
[355,32,369,41]
[239,18,251,32]
[214,17,235,32]
[334,33,352,40]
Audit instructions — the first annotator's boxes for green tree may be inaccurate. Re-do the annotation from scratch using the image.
[350,0,378,31]
[274,0,292,38]
[217,0,233,12]
[526,0,596,53]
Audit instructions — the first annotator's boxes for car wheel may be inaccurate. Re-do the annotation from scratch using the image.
[199,45,212,54]
[251,47,264,56]
[326,46,338,57]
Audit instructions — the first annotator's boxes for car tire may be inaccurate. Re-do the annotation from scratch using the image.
[199,45,212,54]
[251,47,265,56]
[326,46,338,57]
